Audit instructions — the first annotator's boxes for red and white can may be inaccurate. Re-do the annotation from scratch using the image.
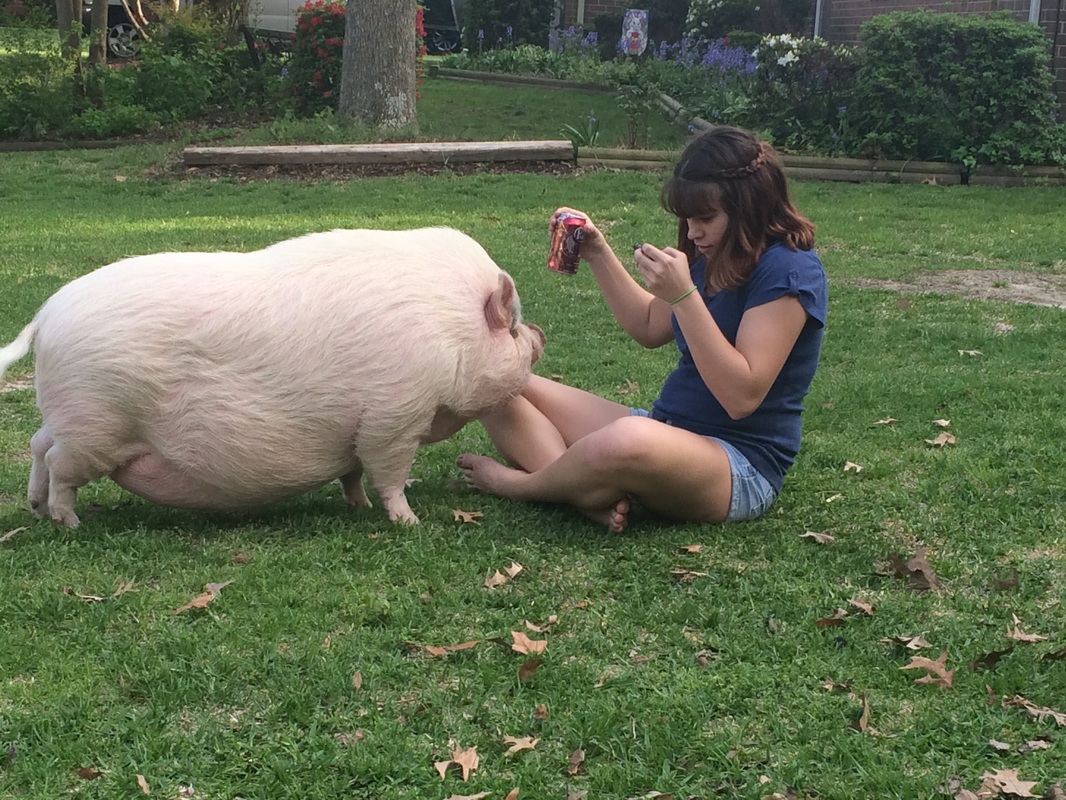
[547,212,587,275]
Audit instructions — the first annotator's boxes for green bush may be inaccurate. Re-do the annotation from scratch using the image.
[686,0,760,39]
[462,0,555,51]
[747,33,859,154]
[849,10,1064,166]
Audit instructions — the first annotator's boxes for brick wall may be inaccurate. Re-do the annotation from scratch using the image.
[819,0,1066,109]
[559,0,633,27]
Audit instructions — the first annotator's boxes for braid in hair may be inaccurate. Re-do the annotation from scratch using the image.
[703,141,767,180]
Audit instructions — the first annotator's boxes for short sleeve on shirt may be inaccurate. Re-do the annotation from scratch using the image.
[745,244,827,328]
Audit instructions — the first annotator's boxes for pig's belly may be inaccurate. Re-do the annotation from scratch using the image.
[109,452,326,510]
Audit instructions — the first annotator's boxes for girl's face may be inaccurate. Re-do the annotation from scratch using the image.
[684,206,730,260]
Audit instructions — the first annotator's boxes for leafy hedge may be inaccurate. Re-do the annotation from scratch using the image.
[848,10,1063,166]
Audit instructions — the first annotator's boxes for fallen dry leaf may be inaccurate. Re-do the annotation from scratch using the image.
[75,767,102,780]
[504,790,520,800]
[452,746,479,781]
[523,615,558,633]
[453,509,484,524]
[874,417,898,425]
[679,543,702,554]
[1017,738,1051,754]
[566,748,586,776]
[848,598,874,616]
[518,657,543,682]
[63,587,107,603]
[1002,695,1066,726]
[616,378,641,395]
[503,735,540,755]
[172,581,233,615]
[670,567,708,582]
[844,461,863,473]
[421,640,481,658]
[926,431,957,447]
[511,631,547,655]
[900,649,954,688]
[815,608,849,628]
[137,774,150,794]
[112,578,136,597]
[968,646,1014,672]
[445,793,491,800]
[0,526,27,544]
[484,561,524,589]
[890,548,940,592]
[352,671,363,690]
[534,703,549,720]
[881,634,932,650]
[850,692,870,733]
[980,768,1039,798]
[1007,614,1048,643]
[800,531,834,544]
[958,349,983,357]
[1042,647,1066,662]
[933,418,952,427]
[989,739,1012,753]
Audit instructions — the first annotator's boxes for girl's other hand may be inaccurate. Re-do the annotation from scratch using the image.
[633,243,692,303]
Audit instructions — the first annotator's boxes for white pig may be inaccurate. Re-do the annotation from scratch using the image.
[0,227,545,527]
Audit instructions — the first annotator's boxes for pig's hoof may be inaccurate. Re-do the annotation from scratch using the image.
[29,500,47,518]
[388,509,420,525]
[50,508,80,528]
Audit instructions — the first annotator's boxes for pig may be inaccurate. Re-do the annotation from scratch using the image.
[0,227,545,527]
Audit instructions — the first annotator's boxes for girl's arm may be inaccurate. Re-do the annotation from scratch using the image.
[635,243,808,419]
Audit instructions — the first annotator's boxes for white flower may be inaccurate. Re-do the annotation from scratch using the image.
[777,51,798,66]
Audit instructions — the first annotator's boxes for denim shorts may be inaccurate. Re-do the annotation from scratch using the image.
[630,408,778,522]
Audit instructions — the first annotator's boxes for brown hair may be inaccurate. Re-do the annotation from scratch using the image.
[660,126,815,293]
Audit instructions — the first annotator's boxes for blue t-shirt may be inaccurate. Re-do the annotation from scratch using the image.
[650,242,828,494]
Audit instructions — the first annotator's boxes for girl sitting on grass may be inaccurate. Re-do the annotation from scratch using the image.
[457,125,828,533]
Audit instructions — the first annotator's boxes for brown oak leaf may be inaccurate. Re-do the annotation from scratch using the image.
[503,735,540,755]
[800,531,834,544]
[511,631,547,655]
[453,509,483,524]
[566,748,586,776]
[1006,614,1048,643]
[980,769,1039,798]
[172,581,233,615]
[900,649,954,688]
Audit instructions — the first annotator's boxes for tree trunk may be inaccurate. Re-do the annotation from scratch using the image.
[87,0,109,66]
[338,0,418,132]
[54,0,82,61]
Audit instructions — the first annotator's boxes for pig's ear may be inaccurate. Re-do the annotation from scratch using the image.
[484,273,515,333]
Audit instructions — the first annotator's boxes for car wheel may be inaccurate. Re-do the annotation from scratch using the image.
[428,28,460,54]
[107,22,140,59]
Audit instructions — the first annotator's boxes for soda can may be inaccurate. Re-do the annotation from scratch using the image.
[547,212,587,275]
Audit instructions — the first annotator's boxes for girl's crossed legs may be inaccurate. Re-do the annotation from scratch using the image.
[456,375,734,532]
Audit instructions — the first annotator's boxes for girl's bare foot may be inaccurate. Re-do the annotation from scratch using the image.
[456,453,630,534]
[455,453,524,497]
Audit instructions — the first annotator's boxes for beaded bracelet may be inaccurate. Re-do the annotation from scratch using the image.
[669,285,698,305]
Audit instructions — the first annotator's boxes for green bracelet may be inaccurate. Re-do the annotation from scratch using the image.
[669,285,698,305]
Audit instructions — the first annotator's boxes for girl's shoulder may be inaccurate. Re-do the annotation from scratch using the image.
[749,242,828,323]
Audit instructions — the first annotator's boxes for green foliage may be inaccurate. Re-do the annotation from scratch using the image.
[849,10,1065,166]
[686,0,761,39]
[462,0,555,51]
[560,110,600,151]
[288,0,345,116]
[747,34,859,155]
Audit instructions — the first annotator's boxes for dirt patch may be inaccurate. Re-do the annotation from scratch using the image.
[850,270,1066,309]
[165,158,582,182]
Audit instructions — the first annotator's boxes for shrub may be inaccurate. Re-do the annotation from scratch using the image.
[289,0,346,116]
[747,33,859,154]
[462,0,555,51]
[849,10,1064,166]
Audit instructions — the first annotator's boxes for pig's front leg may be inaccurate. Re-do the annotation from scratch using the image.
[339,463,371,509]
[358,434,422,524]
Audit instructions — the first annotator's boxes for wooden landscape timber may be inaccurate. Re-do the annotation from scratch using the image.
[183,139,576,167]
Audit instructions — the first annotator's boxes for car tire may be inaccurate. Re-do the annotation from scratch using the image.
[107,21,140,58]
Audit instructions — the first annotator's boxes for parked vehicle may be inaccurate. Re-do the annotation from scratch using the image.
[245,0,464,53]
[82,0,142,59]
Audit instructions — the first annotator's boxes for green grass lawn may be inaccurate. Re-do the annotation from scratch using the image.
[0,92,1064,799]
